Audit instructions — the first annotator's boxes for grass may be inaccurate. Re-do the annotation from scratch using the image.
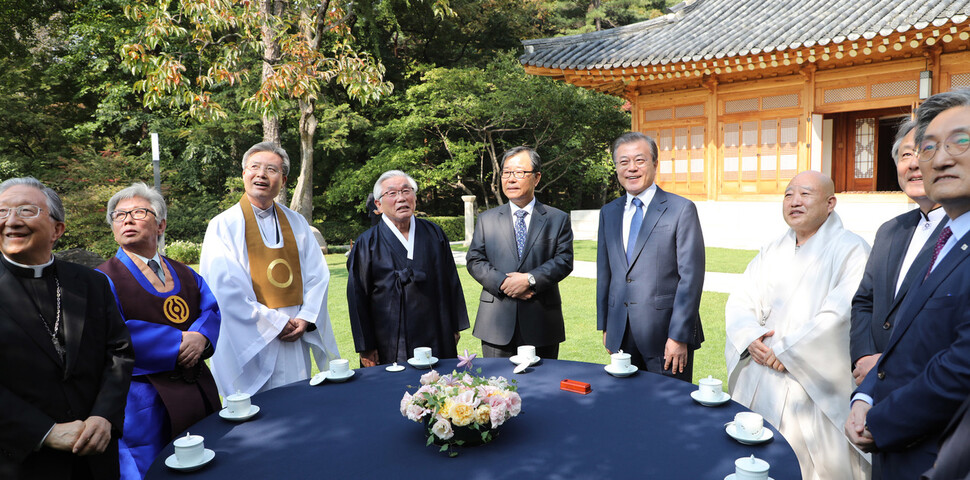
[572,240,756,275]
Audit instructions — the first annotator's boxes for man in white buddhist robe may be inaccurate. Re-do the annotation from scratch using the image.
[725,170,871,480]
[200,142,340,395]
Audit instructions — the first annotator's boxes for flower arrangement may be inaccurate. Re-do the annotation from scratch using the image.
[400,368,521,454]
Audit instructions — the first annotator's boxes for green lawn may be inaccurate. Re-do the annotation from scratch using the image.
[323,252,732,384]
[572,240,756,274]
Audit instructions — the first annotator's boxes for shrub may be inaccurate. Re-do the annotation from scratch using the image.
[165,240,202,264]
[424,216,465,242]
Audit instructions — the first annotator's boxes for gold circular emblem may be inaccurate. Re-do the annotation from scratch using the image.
[267,258,294,289]
[163,296,190,324]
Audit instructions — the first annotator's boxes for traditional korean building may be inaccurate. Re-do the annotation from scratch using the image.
[520,0,970,204]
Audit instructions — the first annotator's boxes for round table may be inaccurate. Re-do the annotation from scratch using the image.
[146,358,800,478]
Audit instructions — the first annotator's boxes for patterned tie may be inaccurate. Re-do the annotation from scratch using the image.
[514,210,528,259]
[147,259,165,285]
[924,226,953,280]
[627,197,644,265]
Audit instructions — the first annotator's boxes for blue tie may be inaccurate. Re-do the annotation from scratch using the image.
[627,197,644,265]
[514,210,528,259]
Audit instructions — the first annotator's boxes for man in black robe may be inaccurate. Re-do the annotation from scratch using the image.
[347,170,469,366]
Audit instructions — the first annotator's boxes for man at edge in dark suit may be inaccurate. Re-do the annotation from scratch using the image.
[466,146,574,359]
[847,88,970,480]
[596,131,705,382]
[0,177,134,479]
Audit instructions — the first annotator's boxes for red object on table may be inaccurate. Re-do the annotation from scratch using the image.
[560,379,592,394]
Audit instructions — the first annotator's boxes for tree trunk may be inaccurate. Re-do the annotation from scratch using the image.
[261,0,286,204]
[290,98,316,223]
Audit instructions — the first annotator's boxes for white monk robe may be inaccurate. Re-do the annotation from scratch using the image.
[725,212,871,480]
[201,202,340,395]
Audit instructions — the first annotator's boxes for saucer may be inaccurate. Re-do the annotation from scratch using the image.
[407,357,439,369]
[219,405,259,421]
[690,390,731,406]
[309,371,328,386]
[604,364,638,377]
[725,422,774,445]
[725,475,774,480]
[327,369,355,383]
[165,449,215,471]
[509,355,540,366]
[385,363,405,372]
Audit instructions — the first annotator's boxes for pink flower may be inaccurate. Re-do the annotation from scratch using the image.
[454,389,480,409]
[489,401,508,427]
[406,404,429,422]
[420,370,440,385]
[400,392,413,416]
[507,392,522,416]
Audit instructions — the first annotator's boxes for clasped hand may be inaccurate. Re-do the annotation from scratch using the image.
[44,416,112,456]
[279,318,309,342]
[747,330,786,372]
[844,401,877,452]
[501,273,533,300]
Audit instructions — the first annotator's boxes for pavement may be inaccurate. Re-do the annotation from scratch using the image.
[452,250,739,294]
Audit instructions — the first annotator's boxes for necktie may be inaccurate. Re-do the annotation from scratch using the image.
[924,226,953,280]
[148,259,165,285]
[514,210,528,259]
[627,197,644,265]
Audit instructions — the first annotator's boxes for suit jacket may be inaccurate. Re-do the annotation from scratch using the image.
[850,209,945,364]
[0,259,134,479]
[466,200,573,347]
[922,394,970,480]
[597,187,705,357]
[857,228,970,480]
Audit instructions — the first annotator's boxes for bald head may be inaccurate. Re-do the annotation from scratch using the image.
[783,170,837,245]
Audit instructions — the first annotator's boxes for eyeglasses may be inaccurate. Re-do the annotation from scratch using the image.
[380,188,415,200]
[246,162,283,176]
[616,158,650,169]
[501,170,535,179]
[919,131,970,162]
[0,204,46,220]
[110,207,157,223]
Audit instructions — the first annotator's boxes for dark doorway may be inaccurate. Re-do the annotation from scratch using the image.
[876,116,908,191]
[829,107,911,192]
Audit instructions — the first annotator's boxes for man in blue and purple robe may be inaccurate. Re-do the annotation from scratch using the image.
[97,183,220,479]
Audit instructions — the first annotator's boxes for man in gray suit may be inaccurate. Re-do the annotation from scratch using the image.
[597,132,705,382]
[466,146,573,359]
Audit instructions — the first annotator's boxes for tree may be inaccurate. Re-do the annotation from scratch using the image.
[542,0,669,35]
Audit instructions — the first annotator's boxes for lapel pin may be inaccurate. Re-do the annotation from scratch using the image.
[962,244,968,251]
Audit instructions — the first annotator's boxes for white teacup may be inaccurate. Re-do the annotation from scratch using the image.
[173,433,205,466]
[225,392,251,417]
[329,358,350,376]
[734,412,764,440]
[413,347,432,364]
[734,455,770,480]
[610,351,632,371]
[517,345,537,362]
[697,375,723,400]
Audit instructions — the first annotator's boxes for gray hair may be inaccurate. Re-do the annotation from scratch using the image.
[891,119,917,164]
[105,182,167,225]
[501,146,542,172]
[611,131,659,165]
[0,177,65,222]
[242,142,291,176]
[914,88,970,145]
[373,170,419,200]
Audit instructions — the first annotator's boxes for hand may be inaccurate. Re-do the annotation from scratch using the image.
[359,349,379,368]
[845,401,877,452]
[853,354,881,386]
[746,330,776,365]
[73,416,112,456]
[279,318,309,342]
[763,349,786,372]
[454,331,461,345]
[43,421,84,452]
[602,331,611,354]
[177,331,207,368]
[663,338,688,374]
[500,273,532,299]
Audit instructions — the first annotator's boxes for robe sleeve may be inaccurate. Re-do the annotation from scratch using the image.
[347,231,378,353]
[190,268,221,358]
[432,223,470,333]
[89,273,135,432]
[725,246,772,375]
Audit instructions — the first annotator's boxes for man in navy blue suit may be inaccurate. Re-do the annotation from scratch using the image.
[849,120,945,386]
[596,132,705,382]
[846,89,970,480]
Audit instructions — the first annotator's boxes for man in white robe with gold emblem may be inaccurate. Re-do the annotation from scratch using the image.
[725,171,871,480]
[201,142,339,395]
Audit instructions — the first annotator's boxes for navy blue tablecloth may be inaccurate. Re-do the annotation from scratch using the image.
[146,358,800,479]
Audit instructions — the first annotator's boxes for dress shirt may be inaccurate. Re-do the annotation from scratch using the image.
[928,210,970,275]
[127,250,166,285]
[622,183,658,251]
[381,213,416,260]
[895,207,946,296]
[509,197,537,233]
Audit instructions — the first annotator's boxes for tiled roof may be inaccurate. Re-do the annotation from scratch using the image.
[520,0,970,70]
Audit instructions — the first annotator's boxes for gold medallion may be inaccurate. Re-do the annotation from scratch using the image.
[163,296,190,324]
[267,258,294,289]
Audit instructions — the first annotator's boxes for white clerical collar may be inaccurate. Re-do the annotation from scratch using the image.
[626,183,657,210]
[252,203,275,219]
[382,214,416,259]
[2,253,54,278]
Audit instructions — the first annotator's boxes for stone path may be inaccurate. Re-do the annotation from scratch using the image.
[452,251,739,294]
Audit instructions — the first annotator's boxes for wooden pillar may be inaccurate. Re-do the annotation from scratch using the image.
[705,77,719,200]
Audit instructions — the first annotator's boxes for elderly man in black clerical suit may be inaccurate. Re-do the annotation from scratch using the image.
[466,146,574,359]
[0,177,134,479]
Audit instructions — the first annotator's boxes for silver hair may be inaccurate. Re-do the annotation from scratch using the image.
[890,119,917,164]
[611,131,659,165]
[501,146,542,172]
[372,170,418,200]
[914,88,970,145]
[105,182,167,225]
[0,177,65,222]
[241,142,291,176]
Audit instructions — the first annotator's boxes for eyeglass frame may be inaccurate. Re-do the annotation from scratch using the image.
[918,131,970,163]
[500,170,536,179]
[245,161,284,176]
[0,204,49,220]
[615,158,652,170]
[379,188,416,200]
[109,207,158,223]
